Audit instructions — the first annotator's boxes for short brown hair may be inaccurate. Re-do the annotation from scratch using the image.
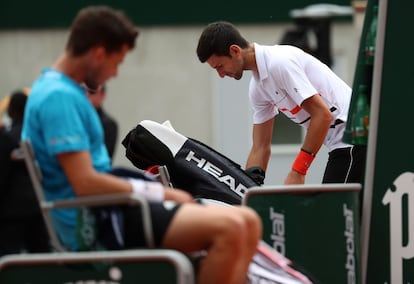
[66,5,139,56]
[197,21,249,63]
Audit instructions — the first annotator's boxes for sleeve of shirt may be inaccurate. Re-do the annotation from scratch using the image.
[249,79,279,124]
[38,91,89,156]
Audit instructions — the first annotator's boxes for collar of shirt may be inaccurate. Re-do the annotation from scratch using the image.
[253,43,269,82]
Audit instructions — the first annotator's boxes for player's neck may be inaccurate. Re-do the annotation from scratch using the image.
[52,52,86,84]
[243,43,257,72]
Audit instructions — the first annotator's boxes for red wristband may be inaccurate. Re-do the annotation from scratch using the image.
[292,150,315,175]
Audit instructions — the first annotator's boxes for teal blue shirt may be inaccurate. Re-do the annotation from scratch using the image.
[22,68,111,250]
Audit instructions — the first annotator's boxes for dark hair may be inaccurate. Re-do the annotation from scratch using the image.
[196,21,249,63]
[8,90,27,121]
[66,5,139,56]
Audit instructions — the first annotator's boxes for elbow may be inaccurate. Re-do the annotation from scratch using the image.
[324,111,334,127]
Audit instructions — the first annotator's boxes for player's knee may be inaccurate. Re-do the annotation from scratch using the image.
[239,207,262,240]
[219,214,250,247]
[231,208,262,248]
[227,214,248,236]
[213,208,261,255]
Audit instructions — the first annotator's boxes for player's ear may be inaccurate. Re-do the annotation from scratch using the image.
[229,44,241,56]
[93,46,106,61]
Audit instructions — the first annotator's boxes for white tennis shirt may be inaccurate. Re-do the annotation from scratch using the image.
[249,43,352,151]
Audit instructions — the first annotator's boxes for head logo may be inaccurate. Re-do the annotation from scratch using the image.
[185,150,247,197]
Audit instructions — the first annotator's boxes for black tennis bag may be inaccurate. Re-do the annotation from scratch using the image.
[121,120,317,284]
[121,120,259,205]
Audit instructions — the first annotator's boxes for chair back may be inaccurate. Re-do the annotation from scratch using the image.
[20,140,66,252]
[20,140,158,250]
[16,140,195,284]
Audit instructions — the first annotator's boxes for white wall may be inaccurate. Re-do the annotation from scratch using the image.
[0,22,358,185]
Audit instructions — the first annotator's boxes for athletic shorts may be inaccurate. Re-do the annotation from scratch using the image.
[93,166,181,249]
[93,202,181,250]
[322,145,367,184]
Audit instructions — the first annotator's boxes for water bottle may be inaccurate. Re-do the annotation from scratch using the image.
[351,85,370,145]
[365,5,378,65]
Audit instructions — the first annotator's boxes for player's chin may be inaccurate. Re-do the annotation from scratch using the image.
[231,71,243,80]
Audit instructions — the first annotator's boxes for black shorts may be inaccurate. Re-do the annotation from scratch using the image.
[322,145,367,184]
[94,166,181,250]
[94,202,181,250]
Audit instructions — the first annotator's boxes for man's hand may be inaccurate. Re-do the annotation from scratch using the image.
[245,166,266,185]
[284,170,305,185]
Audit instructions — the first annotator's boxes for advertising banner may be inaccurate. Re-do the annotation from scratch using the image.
[362,0,414,282]
[244,184,361,284]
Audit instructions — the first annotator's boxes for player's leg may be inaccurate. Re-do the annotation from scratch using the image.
[161,203,262,284]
